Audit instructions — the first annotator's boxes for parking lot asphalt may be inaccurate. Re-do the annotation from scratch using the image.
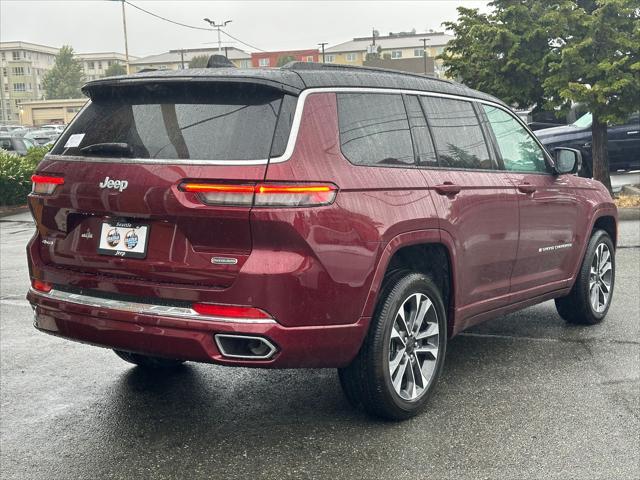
[1,217,638,480]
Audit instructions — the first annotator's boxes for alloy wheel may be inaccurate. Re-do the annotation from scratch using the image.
[589,243,613,313]
[388,293,440,401]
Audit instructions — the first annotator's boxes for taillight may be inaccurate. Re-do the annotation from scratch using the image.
[31,174,64,194]
[192,303,271,319]
[31,279,53,293]
[180,182,337,207]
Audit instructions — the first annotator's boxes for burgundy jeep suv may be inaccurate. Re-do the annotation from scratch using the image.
[26,64,617,419]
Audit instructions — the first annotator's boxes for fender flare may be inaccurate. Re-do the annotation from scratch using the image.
[360,229,458,321]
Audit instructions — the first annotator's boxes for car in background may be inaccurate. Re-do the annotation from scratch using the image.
[0,135,36,155]
[40,124,66,134]
[24,129,59,146]
[535,112,640,176]
[0,125,25,134]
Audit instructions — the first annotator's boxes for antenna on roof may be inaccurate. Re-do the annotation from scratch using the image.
[206,54,236,68]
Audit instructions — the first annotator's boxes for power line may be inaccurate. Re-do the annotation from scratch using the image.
[124,1,213,31]
[220,30,266,53]
[123,0,267,52]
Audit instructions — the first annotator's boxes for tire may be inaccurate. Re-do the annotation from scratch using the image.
[113,350,186,369]
[555,229,615,325]
[338,272,447,420]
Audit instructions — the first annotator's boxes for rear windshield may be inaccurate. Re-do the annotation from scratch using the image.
[52,83,294,161]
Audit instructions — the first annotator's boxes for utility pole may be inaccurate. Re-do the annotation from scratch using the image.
[421,38,430,75]
[203,18,232,54]
[120,0,130,74]
[180,49,185,69]
[318,42,328,63]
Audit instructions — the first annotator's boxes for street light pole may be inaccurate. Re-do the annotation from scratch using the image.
[203,18,232,54]
[318,42,327,63]
[421,38,431,75]
[120,0,130,74]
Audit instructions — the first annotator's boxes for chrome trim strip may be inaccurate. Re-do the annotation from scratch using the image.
[45,86,539,167]
[30,288,276,324]
[214,334,278,360]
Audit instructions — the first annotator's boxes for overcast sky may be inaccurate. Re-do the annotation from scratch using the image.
[1,1,489,56]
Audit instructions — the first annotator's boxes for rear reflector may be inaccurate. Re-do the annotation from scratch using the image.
[180,182,337,207]
[31,174,64,194]
[31,279,53,293]
[192,303,272,320]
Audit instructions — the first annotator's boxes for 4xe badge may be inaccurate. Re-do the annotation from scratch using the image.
[99,176,128,192]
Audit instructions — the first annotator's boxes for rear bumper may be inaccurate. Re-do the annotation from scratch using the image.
[27,288,369,368]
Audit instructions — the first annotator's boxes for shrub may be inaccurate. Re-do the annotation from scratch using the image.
[0,145,51,206]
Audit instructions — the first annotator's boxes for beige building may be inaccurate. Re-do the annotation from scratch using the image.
[324,31,453,77]
[130,47,252,72]
[19,98,86,126]
[77,52,136,81]
[1,41,133,124]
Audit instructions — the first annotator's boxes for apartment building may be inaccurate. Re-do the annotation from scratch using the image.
[78,52,133,81]
[324,31,454,77]
[130,47,252,72]
[0,41,133,123]
[251,49,319,68]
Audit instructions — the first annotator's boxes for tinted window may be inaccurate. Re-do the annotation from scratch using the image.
[404,95,437,166]
[338,93,414,166]
[483,105,547,173]
[52,84,287,161]
[420,96,493,170]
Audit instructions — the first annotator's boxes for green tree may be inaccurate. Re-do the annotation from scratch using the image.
[543,0,639,192]
[276,55,297,67]
[103,62,126,77]
[439,0,639,192]
[42,45,84,99]
[188,55,210,68]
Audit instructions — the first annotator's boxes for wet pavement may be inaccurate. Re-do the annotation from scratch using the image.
[1,216,638,480]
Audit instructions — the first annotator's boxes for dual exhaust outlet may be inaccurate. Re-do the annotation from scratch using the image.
[214,334,278,360]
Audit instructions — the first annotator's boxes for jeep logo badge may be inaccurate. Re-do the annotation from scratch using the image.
[99,176,128,192]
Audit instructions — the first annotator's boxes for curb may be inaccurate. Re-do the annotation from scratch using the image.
[618,208,640,221]
[0,205,29,219]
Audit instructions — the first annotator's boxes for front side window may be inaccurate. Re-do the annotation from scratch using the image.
[421,96,493,170]
[483,105,547,173]
[337,93,414,167]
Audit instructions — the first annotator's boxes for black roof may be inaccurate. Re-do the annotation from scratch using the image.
[82,63,505,106]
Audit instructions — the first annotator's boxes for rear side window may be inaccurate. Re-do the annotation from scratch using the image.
[404,95,437,166]
[337,93,414,166]
[420,96,493,170]
[52,83,292,161]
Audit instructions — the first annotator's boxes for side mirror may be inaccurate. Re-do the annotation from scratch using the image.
[553,147,581,175]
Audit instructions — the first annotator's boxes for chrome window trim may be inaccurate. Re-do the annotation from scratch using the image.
[30,288,277,324]
[44,86,551,168]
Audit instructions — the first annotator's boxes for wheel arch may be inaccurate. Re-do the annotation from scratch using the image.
[361,230,458,337]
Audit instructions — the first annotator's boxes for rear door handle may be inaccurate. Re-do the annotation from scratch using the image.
[517,183,537,194]
[627,130,639,135]
[434,182,462,196]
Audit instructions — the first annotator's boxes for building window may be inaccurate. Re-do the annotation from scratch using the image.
[240,60,250,68]
[325,54,336,63]
[97,62,102,70]
[414,48,425,57]
[304,56,314,62]
[258,58,270,67]
[108,60,113,67]
[88,61,94,69]
[345,53,357,62]
[13,83,26,92]
[12,67,24,76]
[12,51,20,61]
[391,50,402,59]
[0,52,4,60]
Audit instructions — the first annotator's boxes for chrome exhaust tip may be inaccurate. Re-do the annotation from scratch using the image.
[214,334,277,360]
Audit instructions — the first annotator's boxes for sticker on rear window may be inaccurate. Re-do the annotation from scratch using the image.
[64,133,85,148]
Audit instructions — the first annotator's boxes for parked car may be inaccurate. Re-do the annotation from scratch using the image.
[26,65,617,420]
[536,112,640,176]
[24,129,59,146]
[40,124,66,134]
[0,124,25,134]
[0,135,36,155]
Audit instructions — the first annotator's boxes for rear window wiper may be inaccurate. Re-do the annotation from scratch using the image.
[80,142,133,157]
